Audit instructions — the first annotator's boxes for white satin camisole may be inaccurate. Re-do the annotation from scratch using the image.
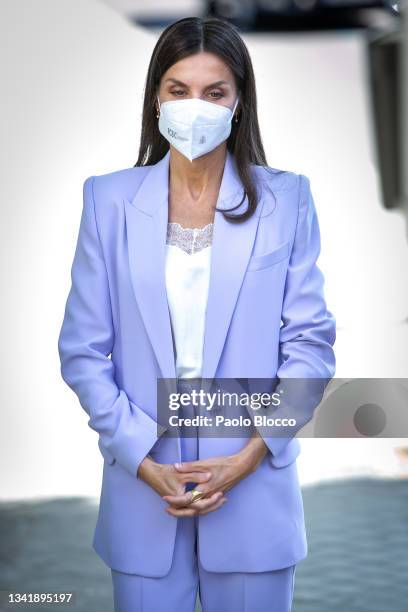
[164,221,214,379]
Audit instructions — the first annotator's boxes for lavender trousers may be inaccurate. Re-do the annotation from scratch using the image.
[111,379,297,612]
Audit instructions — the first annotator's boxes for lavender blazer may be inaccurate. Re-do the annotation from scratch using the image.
[57,149,336,576]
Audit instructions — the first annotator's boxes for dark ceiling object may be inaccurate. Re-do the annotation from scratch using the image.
[206,0,400,31]
[367,28,405,211]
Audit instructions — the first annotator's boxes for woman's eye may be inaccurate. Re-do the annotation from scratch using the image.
[172,90,186,97]
[208,92,224,99]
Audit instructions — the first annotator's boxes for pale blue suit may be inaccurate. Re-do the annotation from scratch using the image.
[57,149,336,610]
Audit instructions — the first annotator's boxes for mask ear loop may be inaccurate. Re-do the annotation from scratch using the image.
[156,96,161,118]
[232,93,240,122]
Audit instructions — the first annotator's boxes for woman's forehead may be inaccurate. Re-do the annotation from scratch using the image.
[161,52,235,86]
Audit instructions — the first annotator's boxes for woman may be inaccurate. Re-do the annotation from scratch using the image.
[58,16,336,612]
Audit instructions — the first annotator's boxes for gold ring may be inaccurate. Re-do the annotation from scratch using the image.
[190,489,205,504]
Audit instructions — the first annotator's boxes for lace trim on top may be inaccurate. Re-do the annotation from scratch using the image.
[166,221,214,255]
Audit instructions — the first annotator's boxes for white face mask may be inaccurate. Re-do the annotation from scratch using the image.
[157,94,240,161]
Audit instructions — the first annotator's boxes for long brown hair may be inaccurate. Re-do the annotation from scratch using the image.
[135,16,271,222]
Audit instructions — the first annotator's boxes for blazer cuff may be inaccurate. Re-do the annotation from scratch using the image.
[99,392,161,478]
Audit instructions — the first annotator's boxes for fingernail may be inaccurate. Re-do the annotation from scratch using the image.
[174,462,182,469]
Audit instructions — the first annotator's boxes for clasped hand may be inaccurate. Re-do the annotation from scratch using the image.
[137,437,268,517]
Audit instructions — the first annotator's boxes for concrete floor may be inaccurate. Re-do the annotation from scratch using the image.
[1,477,408,611]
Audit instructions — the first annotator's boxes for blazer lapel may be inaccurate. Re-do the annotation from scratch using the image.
[201,153,265,381]
[124,149,265,384]
[124,151,176,381]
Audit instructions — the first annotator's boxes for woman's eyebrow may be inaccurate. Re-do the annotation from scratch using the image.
[164,78,188,86]
[205,80,230,88]
[164,78,230,88]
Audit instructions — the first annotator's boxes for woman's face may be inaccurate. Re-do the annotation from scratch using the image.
[157,51,239,114]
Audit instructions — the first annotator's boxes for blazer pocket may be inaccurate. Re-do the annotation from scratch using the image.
[247,241,290,272]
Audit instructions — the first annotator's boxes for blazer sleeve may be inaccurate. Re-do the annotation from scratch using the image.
[259,173,336,458]
[57,175,160,477]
